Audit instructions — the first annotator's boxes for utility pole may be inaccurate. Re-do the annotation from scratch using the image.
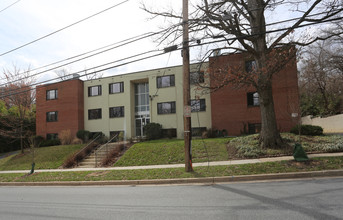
[182,0,193,172]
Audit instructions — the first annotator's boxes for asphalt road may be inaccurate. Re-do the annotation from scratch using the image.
[1,178,343,220]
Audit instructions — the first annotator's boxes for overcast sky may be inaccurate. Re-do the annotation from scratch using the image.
[0,0,187,84]
[0,0,334,85]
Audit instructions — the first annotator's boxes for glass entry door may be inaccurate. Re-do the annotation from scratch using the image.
[135,116,150,137]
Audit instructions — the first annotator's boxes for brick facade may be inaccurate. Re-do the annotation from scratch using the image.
[209,52,300,136]
[36,79,84,139]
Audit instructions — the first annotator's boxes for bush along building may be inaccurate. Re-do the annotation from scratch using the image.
[36,52,300,140]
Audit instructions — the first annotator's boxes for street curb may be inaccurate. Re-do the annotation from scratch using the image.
[1,169,343,186]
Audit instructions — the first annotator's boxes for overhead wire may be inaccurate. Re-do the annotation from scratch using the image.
[2,7,341,86]
[0,0,129,57]
[1,11,342,98]
[0,49,167,98]
[0,0,21,14]
[0,31,160,86]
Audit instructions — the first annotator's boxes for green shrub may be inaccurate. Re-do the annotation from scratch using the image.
[290,125,323,136]
[144,123,162,140]
[40,139,61,147]
[76,130,90,143]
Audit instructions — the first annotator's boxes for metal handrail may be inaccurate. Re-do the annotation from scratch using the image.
[95,134,118,167]
[74,135,101,166]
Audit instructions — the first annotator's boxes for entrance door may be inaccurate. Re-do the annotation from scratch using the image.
[135,116,150,136]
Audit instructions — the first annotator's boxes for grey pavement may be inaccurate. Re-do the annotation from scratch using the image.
[1,152,343,174]
[2,178,343,219]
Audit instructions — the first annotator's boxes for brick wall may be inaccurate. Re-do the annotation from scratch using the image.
[36,79,84,139]
[209,52,300,136]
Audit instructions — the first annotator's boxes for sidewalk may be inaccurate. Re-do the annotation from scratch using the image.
[1,152,343,174]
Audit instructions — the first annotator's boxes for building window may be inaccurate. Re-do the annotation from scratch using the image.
[110,131,125,141]
[46,89,58,100]
[46,133,58,140]
[248,123,261,134]
[245,60,257,73]
[157,101,176,114]
[157,75,175,88]
[46,111,58,122]
[247,92,260,106]
[190,71,204,84]
[109,106,124,118]
[88,108,102,120]
[88,85,102,97]
[109,82,124,94]
[191,127,207,136]
[161,128,177,138]
[191,99,206,112]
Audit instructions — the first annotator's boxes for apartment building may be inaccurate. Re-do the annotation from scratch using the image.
[209,52,300,136]
[36,52,300,140]
[36,64,211,139]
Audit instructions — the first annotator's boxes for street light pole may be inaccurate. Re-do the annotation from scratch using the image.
[182,0,193,172]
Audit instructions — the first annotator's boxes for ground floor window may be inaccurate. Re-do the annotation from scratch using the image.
[191,127,207,136]
[162,128,177,138]
[248,123,261,134]
[110,131,125,141]
[46,133,58,140]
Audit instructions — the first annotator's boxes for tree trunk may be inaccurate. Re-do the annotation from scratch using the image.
[258,79,283,148]
[248,0,283,149]
[20,123,24,154]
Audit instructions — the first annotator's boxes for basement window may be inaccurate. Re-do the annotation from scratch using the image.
[46,133,58,140]
[248,123,261,134]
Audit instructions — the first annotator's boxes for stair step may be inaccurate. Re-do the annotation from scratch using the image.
[76,142,128,168]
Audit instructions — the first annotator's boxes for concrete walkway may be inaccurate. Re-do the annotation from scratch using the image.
[1,152,343,174]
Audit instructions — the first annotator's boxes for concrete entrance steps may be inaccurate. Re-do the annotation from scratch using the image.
[77,142,125,168]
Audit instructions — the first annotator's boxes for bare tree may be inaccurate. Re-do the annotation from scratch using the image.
[83,67,103,80]
[143,0,343,148]
[55,68,71,81]
[0,65,36,154]
[55,67,103,81]
[299,40,343,116]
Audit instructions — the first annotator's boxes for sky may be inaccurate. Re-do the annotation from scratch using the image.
[0,0,185,84]
[0,0,338,86]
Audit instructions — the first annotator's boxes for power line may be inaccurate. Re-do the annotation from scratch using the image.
[2,8,341,86]
[0,31,159,86]
[0,0,129,57]
[0,0,21,14]
[2,13,342,96]
[0,49,166,98]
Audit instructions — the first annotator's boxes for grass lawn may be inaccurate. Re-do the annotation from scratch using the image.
[114,137,232,166]
[1,156,342,182]
[0,144,84,171]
